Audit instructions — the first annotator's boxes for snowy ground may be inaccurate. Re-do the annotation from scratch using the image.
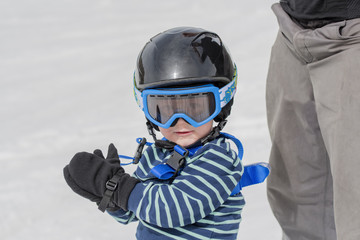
[1,1,282,239]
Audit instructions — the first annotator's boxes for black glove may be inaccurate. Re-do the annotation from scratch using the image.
[63,143,140,212]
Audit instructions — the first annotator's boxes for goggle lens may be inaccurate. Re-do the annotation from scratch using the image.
[147,92,216,125]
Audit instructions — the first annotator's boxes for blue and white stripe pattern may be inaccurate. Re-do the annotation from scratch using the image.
[108,136,245,240]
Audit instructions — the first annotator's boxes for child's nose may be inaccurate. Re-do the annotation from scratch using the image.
[177,118,187,124]
[171,118,190,127]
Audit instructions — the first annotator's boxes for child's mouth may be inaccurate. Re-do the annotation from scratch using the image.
[175,131,193,136]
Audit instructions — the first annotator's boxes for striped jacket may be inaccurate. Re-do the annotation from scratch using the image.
[108,136,245,239]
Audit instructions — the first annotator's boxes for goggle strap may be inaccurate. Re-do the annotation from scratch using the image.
[134,85,143,110]
[219,77,237,108]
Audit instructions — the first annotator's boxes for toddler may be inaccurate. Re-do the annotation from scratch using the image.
[64,27,263,240]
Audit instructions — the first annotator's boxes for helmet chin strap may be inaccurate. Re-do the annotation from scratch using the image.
[146,120,158,142]
[145,119,228,149]
[200,119,227,145]
[146,120,178,150]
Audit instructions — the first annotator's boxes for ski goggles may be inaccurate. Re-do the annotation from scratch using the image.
[134,72,237,129]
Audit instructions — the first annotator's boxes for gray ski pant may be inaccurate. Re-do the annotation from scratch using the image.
[266,3,360,240]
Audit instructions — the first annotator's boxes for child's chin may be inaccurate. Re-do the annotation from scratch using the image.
[175,139,196,148]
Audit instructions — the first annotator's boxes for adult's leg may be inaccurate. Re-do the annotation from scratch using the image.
[266,5,336,239]
[306,19,360,240]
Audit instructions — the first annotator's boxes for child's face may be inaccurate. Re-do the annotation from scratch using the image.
[159,118,213,148]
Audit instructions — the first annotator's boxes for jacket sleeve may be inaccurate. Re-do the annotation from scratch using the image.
[107,207,138,225]
[127,140,243,228]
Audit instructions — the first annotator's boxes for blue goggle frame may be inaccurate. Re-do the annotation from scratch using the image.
[134,67,237,128]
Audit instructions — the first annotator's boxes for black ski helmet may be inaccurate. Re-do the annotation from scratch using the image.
[134,26,237,125]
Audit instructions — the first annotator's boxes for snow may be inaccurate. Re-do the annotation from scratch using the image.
[0,0,281,239]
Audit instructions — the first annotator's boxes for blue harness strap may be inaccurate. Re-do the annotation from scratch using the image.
[149,132,270,195]
[230,162,270,195]
[219,132,270,195]
[219,132,244,159]
[150,145,189,181]
[151,164,177,180]
[122,135,270,195]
